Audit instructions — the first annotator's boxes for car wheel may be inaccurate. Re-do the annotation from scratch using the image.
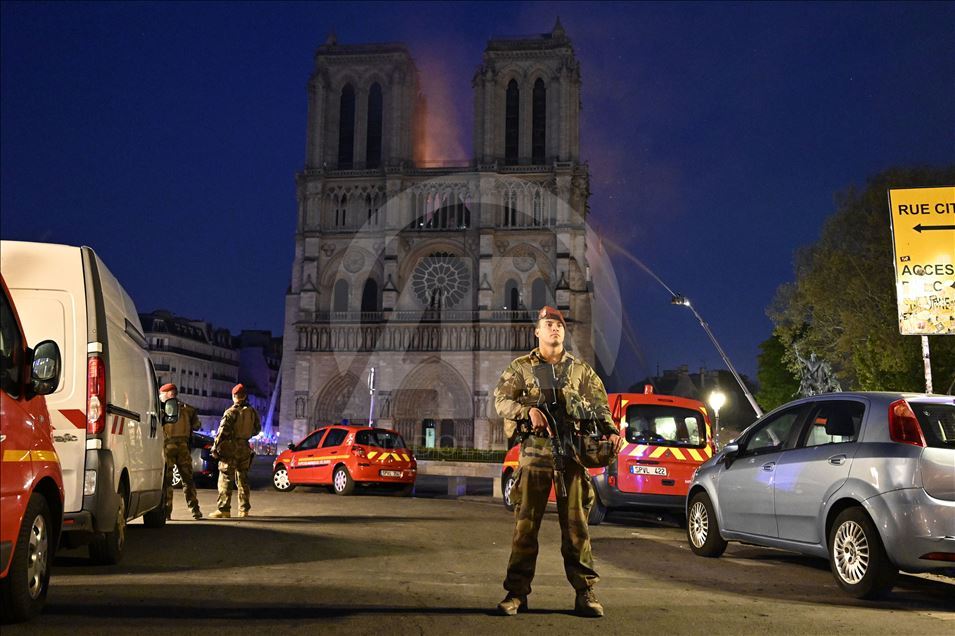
[687,491,727,557]
[829,507,897,599]
[333,466,355,496]
[588,495,608,525]
[0,494,53,623]
[89,489,126,565]
[171,465,183,489]
[502,471,516,511]
[396,484,414,497]
[272,465,295,492]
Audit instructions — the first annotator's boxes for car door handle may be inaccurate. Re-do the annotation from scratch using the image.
[827,454,847,466]
[761,462,775,472]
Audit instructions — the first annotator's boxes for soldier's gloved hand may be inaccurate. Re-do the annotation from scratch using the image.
[529,407,548,432]
[608,433,626,453]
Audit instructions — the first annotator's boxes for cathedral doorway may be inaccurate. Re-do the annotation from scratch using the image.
[391,359,473,448]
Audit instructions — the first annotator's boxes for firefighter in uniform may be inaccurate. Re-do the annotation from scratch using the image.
[494,306,625,618]
[209,384,260,519]
[158,383,203,520]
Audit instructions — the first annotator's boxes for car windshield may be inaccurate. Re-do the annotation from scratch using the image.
[355,429,406,449]
[623,404,706,448]
[909,402,955,448]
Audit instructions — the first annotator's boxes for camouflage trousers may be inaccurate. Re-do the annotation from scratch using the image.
[216,446,252,514]
[504,436,599,596]
[163,439,200,517]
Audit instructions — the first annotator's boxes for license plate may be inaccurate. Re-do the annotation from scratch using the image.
[380,470,402,478]
[630,465,667,476]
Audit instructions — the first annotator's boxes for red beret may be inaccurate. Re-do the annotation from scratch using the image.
[160,383,177,393]
[537,305,565,326]
[232,383,246,396]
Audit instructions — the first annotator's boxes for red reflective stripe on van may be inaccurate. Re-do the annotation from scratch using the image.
[109,415,126,435]
[59,409,87,429]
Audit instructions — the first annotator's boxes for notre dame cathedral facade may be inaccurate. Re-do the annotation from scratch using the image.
[280,20,595,449]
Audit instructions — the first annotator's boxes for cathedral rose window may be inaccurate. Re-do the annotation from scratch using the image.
[412,253,469,308]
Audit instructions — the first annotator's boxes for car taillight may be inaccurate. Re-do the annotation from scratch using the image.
[87,356,106,435]
[888,399,926,447]
[352,446,366,457]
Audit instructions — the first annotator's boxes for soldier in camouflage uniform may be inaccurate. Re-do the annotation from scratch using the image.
[209,384,261,519]
[495,306,624,618]
[158,383,203,520]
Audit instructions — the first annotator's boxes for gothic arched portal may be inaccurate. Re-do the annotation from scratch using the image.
[391,359,473,448]
[313,373,360,424]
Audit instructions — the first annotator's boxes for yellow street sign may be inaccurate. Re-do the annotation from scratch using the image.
[888,186,955,335]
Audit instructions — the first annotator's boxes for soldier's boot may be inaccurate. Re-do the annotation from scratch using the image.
[574,588,604,618]
[192,508,203,520]
[496,594,528,616]
[237,509,249,518]
[208,510,230,519]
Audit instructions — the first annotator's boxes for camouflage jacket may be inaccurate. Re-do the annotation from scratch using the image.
[494,348,618,440]
[162,401,200,440]
[213,401,260,458]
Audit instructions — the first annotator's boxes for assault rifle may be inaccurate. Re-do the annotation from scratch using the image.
[533,363,568,500]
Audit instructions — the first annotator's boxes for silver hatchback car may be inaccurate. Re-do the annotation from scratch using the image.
[686,392,955,598]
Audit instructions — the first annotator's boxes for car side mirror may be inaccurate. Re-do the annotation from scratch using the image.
[31,340,61,396]
[287,442,296,450]
[162,397,180,423]
[721,441,740,467]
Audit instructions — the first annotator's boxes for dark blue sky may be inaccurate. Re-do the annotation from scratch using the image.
[3,1,953,392]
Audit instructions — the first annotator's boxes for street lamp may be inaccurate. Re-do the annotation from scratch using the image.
[708,389,726,451]
[671,294,763,418]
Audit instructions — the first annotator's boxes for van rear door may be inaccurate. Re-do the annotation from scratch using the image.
[1,242,88,514]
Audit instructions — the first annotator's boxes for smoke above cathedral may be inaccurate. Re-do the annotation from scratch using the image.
[414,53,469,165]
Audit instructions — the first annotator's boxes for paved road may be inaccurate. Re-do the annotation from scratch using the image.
[8,459,953,634]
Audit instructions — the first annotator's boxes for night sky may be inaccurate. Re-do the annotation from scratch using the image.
[3,1,953,393]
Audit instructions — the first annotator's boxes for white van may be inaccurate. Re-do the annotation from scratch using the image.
[0,241,166,564]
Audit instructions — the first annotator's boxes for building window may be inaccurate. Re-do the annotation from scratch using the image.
[504,279,520,310]
[505,80,519,165]
[338,84,356,169]
[336,195,348,227]
[532,78,546,164]
[333,279,349,313]
[366,193,379,226]
[503,189,518,226]
[531,278,548,309]
[366,82,383,169]
[361,278,379,314]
